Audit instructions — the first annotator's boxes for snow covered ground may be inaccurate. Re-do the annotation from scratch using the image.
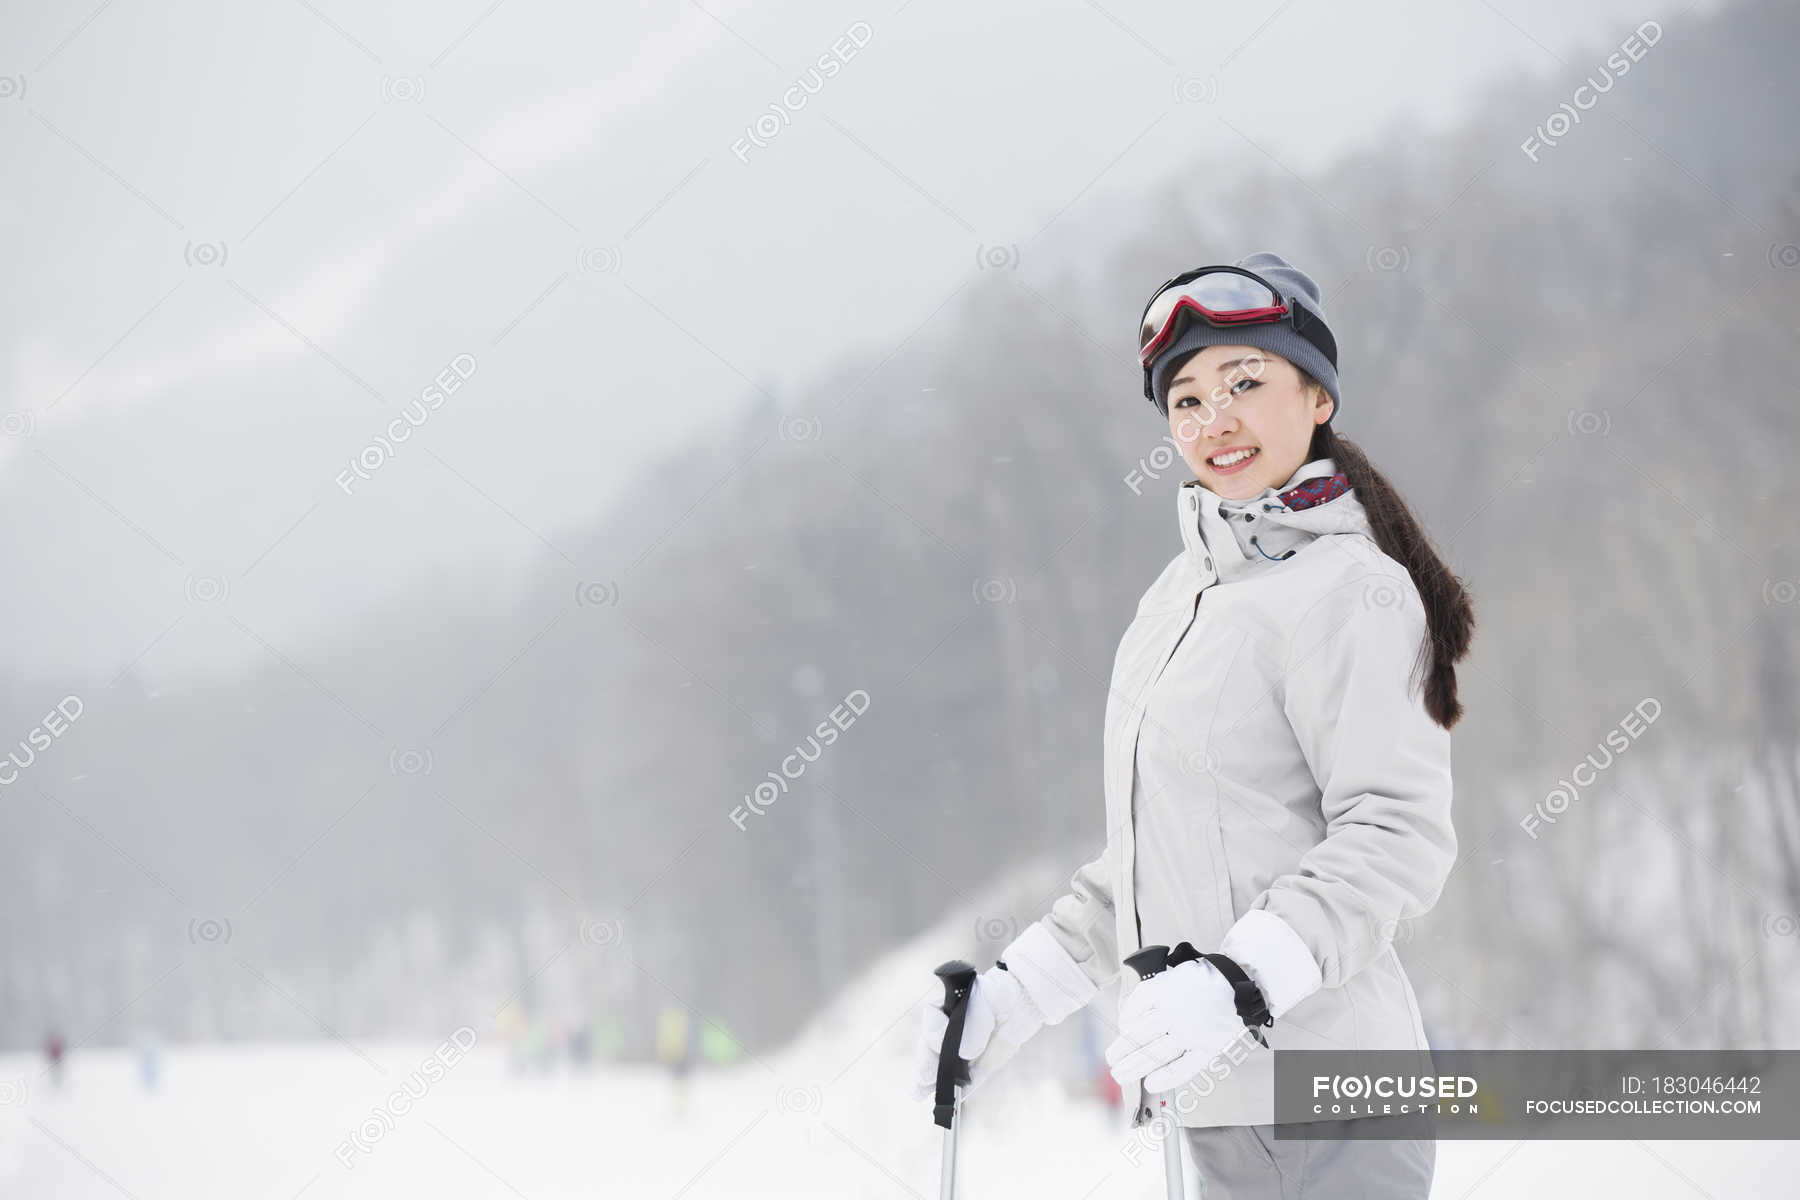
[9,1040,1798,1199]
[5,878,1797,1197]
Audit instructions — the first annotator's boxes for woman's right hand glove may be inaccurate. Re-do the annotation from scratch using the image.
[909,922,1099,1102]
[908,963,1039,1101]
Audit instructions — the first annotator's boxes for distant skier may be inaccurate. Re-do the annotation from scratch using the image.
[567,1024,592,1069]
[1077,1007,1122,1114]
[656,1005,695,1116]
[44,1030,66,1088]
[136,1029,161,1091]
[913,253,1475,1197]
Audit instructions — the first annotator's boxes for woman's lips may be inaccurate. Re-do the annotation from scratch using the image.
[1207,447,1260,475]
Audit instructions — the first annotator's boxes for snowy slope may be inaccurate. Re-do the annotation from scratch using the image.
[3,858,1795,1197]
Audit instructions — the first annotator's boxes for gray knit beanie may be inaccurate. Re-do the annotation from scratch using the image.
[1148,251,1341,420]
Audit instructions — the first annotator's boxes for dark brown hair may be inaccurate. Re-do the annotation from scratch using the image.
[1300,374,1475,730]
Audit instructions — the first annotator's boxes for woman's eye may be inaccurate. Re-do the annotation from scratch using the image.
[1176,379,1258,407]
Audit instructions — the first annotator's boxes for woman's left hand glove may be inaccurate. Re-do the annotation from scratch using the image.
[1104,958,1248,1092]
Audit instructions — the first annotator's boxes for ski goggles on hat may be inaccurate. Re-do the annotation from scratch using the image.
[1136,265,1337,401]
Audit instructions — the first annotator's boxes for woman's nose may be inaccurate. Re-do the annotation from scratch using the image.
[1176,409,1233,438]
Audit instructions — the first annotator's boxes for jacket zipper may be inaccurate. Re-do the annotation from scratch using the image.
[1123,587,1202,1122]
[1129,587,1201,934]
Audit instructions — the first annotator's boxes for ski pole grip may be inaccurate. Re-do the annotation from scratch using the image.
[1124,944,1170,980]
[932,960,978,1130]
[936,960,978,1015]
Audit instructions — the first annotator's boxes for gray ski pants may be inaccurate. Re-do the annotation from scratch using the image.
[1180,1114,1435,1198]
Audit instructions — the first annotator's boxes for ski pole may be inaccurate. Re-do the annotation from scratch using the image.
[1124,945,1185,1200]
[931,959,978,1200]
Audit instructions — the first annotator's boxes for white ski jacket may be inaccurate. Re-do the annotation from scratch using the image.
[1036,456,1457,1129]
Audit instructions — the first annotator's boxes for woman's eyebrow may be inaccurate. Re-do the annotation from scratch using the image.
[1170,358,1260,387]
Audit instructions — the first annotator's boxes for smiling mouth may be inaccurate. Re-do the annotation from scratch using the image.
[1207,447,1260,471]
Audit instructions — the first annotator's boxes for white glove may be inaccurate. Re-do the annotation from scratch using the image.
[909,923,1099,1102]
[908,964,1040,1101]
[1104,958,1248,1093]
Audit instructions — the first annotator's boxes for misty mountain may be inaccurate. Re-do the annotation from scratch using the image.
[5,0,1798,1057]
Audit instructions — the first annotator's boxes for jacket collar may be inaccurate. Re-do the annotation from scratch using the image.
[1176,457,1373,582]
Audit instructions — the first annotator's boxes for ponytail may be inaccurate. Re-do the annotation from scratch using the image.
[1306,414,1475,730]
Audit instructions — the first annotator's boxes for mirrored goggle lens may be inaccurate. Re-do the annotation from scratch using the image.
[1139,272,1281,352]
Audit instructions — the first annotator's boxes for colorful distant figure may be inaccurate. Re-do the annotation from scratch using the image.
[567,1025,592,1068]
[44,1031,66,1088]
[1079,1008,1122,1110]
[523,1020,553,1073]
[699,1019,741,1067]
[136,1031,161,1091]
[497,1006,528,1074]
[655,1006,695,1115]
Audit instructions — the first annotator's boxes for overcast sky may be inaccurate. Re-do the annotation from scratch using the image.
[0,0,1723,679]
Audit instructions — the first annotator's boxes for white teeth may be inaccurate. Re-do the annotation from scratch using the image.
[1209,448,1258,468]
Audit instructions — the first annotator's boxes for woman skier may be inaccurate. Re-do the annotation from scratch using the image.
[912,251,1475,1197]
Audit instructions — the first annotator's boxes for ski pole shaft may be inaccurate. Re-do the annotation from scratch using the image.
[932,959,978,1200]
[939,1107,960,1200]
[1124,946,1185,1200]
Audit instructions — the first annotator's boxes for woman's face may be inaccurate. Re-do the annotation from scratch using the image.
[1165,344,1335,500]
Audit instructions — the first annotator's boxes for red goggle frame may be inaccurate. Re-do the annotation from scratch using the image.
[1136,265,1336,406]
